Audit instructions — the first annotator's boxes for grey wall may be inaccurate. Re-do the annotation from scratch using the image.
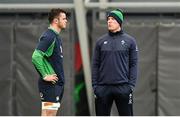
[0,23,14,116]
[158,24,180,115]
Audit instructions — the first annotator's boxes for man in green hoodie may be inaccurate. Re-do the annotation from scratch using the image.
[32,8,68,116]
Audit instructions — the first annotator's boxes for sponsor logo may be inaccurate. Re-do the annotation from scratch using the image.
[56,96,59,101]
[121,40,125,45]
[128,93,133,104]
[103,41,108,44]
[40,92,44,100]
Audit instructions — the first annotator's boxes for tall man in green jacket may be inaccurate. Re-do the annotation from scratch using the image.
[32,8,68,116]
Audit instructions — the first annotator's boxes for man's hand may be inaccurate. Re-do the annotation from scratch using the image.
[44,74,58,84]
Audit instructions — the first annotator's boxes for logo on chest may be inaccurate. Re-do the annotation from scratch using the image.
[103,41,108,44]
[121,40,125,45]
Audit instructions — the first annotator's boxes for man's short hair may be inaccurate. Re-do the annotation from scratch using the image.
[48,8,67,24]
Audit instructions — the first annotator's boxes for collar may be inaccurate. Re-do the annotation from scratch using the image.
[108,29,123,36]
[48,25,60,35]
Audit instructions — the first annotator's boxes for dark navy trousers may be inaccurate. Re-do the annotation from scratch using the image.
[94,84,133,116]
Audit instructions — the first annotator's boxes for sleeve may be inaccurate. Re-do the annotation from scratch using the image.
[32,36,56,79]
[129,39,138,90]
[91,41,101,91]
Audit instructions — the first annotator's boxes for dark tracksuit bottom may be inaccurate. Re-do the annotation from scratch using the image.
[94,83,133,116]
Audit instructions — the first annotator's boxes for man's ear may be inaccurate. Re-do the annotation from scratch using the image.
[55,19,58,23]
